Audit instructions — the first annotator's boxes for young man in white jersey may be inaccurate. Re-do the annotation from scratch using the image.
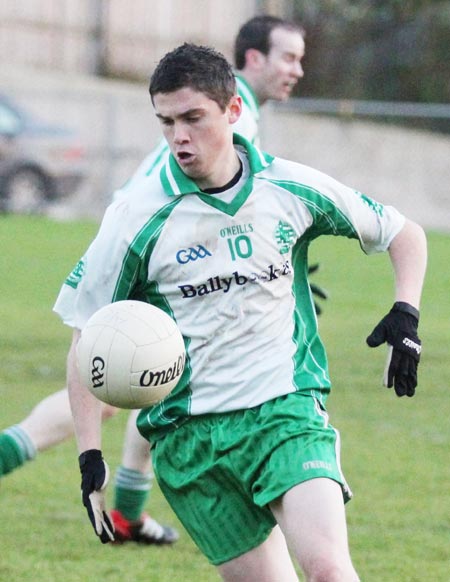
[55,44,426,581]
[0,15,313,545]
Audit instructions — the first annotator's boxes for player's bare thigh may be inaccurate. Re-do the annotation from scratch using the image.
[270,478,359,582]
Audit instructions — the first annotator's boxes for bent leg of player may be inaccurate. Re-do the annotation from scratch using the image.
[111,409,179,544]
[271,479,360,581]
[0,388,118,478]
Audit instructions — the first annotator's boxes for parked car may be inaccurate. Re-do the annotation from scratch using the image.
[0,93,86,214]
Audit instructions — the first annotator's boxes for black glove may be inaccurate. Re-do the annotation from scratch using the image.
[366,302,422,397]
[308,264,328,316]
[79,449,115,543]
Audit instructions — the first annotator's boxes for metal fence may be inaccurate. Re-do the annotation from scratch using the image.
[1,66,449,228]
[280,98,450,121]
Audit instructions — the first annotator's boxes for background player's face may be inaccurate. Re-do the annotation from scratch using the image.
[154,87,241,189]
[256,27,305,102]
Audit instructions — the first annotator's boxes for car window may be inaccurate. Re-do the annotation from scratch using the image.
[0,102,22,135]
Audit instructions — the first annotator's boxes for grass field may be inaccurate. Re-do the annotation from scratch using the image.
[0,215,449,582]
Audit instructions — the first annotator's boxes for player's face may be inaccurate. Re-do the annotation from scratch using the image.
[258,27,305,102]
[154,87,242,189]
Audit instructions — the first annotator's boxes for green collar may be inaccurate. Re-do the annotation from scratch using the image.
[160,133,273,198]
[235,74,260,118]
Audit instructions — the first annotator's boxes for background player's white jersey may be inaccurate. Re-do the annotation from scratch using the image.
[234,75,259,145]
[54,136,404,440]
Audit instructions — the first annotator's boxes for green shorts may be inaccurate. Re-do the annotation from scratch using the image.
[152,391,352,565]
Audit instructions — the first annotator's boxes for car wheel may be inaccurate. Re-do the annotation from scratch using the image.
[0,167,54,214]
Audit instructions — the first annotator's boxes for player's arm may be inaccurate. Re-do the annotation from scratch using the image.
[67,329,115,543]
[67,329,103,451]
[388,218,427,309]
[367,219,427,397]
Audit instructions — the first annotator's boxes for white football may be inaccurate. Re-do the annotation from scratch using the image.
[76,300,185,409]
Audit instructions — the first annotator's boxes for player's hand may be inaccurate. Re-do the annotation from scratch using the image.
[366,302,422,397]
[78,449,115,543]
[308,264,328,316]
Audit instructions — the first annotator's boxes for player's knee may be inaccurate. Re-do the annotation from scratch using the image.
[304,559,359,582]
[100,404,119,421]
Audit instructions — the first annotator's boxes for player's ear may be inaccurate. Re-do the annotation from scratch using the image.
[245,48,265,70]
[228,95,242,124]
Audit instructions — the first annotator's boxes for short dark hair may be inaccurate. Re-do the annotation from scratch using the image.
[234,15,305,70]
[149,43,236,112]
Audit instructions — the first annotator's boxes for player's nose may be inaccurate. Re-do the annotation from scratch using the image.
[292,60,304,79]
[173,123,190,144]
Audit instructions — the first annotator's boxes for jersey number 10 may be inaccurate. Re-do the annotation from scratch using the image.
[227,235,253,261]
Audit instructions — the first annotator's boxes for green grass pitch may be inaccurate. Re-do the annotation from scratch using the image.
[0,215,449,581]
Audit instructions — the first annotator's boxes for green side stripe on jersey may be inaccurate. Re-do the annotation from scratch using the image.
[270,176,353,388]
[290,239,330,389]
[137,281,193,433]
[112,198,182,301]
[266,178,358,241]
[111,200,194,433]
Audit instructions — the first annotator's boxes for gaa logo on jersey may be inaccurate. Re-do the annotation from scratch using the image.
[176,245,212,264]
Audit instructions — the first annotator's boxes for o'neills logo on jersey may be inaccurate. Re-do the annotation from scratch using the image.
[178,260,292,298]
[139,353,186,387]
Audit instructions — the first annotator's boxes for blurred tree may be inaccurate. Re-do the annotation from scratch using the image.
[291,0,450,130]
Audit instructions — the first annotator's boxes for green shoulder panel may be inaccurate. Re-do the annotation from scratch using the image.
[112,198,182,301]
[265,177,358,242]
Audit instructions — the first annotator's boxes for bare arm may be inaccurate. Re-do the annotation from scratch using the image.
[367,218,427,397]
[388,218,427,309]
[67,328,115,542]
[67,328,104,453]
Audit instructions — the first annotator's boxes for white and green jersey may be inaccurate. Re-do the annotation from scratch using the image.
[54,135,404,440]
[117,74,260,195]
[234,74,260,145]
